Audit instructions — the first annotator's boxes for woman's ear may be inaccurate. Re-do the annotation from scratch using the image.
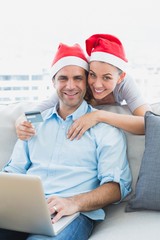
[117,72,126,84]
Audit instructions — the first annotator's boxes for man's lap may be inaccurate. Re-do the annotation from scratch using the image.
[27,214,95,240]
[0,214,95,240]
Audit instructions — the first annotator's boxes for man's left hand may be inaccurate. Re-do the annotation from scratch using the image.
[47,195,78,223]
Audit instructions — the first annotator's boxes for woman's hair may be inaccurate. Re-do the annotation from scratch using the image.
[93,61,123,75]
[117,67,123,75]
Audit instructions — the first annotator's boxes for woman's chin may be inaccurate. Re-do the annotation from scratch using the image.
[93,94,105,100]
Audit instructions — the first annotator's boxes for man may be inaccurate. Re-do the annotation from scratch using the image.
[0,43,132,240]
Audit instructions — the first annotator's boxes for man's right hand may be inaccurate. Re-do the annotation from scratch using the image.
[15,115,36,140]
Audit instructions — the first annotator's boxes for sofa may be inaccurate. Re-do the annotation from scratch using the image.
[0,101,160,239]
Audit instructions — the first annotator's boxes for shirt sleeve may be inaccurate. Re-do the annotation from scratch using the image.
[114,74,148,113]
[2,140,31,173]
[94,123,132,201]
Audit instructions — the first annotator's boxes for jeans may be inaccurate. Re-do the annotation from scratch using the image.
[0,214,95,240]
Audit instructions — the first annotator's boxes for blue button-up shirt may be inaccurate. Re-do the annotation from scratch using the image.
[3,100,132,220]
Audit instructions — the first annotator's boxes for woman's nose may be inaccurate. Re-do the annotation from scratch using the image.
[93,79,103,88]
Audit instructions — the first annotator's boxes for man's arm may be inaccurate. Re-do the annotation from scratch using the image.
[72,182,121,211]
[2,139,30,173]
[48,125,131,223]
[47,182,120,223]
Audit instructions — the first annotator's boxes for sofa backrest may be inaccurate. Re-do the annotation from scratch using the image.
[0,102,159,199]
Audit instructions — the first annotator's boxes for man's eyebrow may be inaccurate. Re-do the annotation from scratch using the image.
[57,74,84,79]
[74,75,83,78]
[57,75,68,79]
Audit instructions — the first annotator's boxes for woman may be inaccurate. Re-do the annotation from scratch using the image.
[16,34,151,140]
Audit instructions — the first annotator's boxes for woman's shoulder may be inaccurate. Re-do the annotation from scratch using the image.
[115,73,139,94]
[114,74,147,112]
[119,73,135,86]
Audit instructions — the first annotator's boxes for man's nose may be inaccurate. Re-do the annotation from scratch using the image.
[66,79,75,89]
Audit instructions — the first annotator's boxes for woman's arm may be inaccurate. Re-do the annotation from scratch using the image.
[67,103,151,140]
[97,103,151,134]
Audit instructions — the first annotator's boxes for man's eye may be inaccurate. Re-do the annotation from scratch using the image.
[76,77,82,81]
[58,78,67,81]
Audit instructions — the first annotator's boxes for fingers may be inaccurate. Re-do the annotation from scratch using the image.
[52,211,63,223]
[67,112,99,140]
[67,125,82,140]
[47,196,77,224]
[52,205,58,213]
[16,121,36,140]
[50,204,64,223]
[76,128,86,140]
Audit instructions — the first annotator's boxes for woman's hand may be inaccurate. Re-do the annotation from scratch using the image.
[15,115,36,140]
[67,111,99,140]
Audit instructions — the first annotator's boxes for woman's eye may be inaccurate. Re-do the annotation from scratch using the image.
[89,72,95,78]
[103,76,112,81]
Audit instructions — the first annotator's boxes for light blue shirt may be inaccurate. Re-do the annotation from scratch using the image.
[3,100,132,221]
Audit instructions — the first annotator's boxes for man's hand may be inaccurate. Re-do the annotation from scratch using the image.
[47,195,79,223]
[47,183,121,223]
[15,115,36,140]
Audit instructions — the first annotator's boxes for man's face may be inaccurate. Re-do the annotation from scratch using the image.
[53,65,87,113]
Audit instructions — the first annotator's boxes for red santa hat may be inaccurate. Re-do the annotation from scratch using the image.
[85,34,128,72]
[51,43,88,78]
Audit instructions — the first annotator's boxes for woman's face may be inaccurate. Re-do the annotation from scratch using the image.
[88,61,125,100]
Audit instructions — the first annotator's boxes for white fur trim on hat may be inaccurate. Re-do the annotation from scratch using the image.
[51,56,88,78]
[90,52,128,72]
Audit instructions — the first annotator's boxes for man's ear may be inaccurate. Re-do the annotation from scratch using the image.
[52,78,56,87]
[117,72,126,84]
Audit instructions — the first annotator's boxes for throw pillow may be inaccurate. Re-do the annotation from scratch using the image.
[125,111,160,211]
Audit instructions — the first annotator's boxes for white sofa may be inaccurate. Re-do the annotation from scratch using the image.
[0,102,160,239]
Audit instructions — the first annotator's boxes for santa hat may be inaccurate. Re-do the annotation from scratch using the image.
[51,43,88,78]
[85,34,128,72]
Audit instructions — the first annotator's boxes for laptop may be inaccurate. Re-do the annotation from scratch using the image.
[0,172,79,236]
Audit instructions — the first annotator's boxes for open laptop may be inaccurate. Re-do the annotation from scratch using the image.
[0,172,79,236]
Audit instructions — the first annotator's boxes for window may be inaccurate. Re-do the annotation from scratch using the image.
[0,0,159,104]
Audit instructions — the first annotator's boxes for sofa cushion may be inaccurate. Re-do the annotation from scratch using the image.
[89,202,160,240]
[0,102,37,170]
[126,111,160,211]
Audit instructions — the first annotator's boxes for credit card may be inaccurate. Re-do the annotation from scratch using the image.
[25,111,43,123]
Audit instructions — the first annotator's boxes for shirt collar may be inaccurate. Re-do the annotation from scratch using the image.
[43,100,92,121]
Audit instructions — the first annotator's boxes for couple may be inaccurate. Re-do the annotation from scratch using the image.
[0,35,132,240]
[17,33,151,140]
